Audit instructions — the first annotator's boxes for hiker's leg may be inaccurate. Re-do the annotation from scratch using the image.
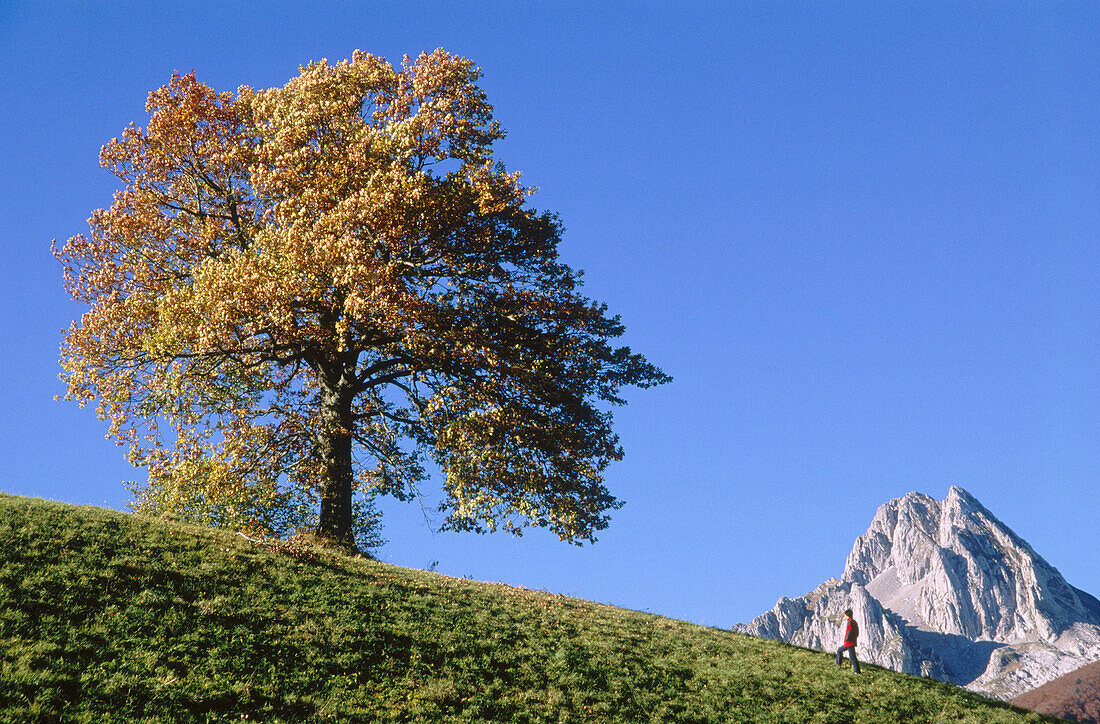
[847,647,860,674]
[836,645,845,666]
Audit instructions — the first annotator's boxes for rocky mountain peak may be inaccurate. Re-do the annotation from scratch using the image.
[844,485,1098,644]
[735,487,1100,699]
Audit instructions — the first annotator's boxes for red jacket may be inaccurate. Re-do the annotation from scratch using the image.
[844,618,859,646]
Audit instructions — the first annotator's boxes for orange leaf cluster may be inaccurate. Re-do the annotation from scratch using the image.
[56,49,669,547]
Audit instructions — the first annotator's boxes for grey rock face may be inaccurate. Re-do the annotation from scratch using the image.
[734,487,1100,699]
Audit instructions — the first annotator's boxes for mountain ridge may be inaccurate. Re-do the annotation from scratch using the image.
[1010,659,1100,723]
[735,486,1100,699]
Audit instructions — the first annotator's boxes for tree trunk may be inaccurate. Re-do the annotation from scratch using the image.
[316,375,356,548]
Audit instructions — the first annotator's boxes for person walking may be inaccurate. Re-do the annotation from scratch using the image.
[836,608,861,674]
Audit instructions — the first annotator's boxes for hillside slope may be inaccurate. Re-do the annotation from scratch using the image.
[0,493,1059,723]
[1011,660,1100,723]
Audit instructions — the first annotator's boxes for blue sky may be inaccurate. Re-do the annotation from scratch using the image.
[1,1,1098,628]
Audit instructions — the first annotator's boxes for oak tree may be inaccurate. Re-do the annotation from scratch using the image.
[56,50,669,549]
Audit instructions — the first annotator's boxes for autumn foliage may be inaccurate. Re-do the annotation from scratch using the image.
[55,49,669,548]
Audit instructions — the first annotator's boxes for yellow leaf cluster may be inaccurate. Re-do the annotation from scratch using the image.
[55,49,669,547]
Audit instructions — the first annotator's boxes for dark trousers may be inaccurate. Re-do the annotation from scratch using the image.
[836,643,860,673]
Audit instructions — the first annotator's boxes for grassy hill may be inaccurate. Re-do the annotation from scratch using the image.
[0,493,1059,723]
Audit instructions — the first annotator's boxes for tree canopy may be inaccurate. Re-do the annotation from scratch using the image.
[56,49,670,548]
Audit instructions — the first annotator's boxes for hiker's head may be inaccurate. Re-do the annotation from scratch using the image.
[844,609,853,618]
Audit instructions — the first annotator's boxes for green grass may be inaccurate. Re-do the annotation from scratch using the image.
[0,493,1061,723]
